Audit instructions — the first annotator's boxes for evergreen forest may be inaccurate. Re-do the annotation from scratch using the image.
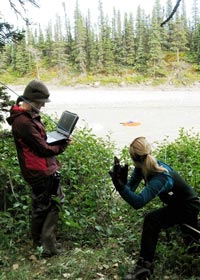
[1,0,200,85]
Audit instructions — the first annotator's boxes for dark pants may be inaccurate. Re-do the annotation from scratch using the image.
[29,173,63,251]
[140,205,199,262]
[31,197,59,246]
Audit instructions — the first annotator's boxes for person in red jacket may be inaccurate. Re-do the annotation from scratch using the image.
[7,80,70,257]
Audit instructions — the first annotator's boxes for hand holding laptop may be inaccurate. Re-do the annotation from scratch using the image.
[58,136,72,151]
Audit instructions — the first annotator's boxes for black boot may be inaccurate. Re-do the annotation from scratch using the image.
[31,192,50,249]
[124,258,153,280]
[31,209,46,249]
[41,206,61,257]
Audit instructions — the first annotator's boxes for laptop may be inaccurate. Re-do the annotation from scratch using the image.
[46,110,79,144]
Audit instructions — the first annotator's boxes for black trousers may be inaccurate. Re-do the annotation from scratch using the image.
[29,173,62,245]
[140,205,199,262]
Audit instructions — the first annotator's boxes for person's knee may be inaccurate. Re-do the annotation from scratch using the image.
[143,212,161,232]
[144,212,156,224]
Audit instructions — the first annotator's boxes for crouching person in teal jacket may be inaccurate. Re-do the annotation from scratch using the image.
[109,137,200,280]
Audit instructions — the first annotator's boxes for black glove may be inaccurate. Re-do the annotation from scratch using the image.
[109,156,128,192]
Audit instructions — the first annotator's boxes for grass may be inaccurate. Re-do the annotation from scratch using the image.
[1,112,200,280]
[1,223,200,280]
[1,60,200,88]
[0,236,130,280]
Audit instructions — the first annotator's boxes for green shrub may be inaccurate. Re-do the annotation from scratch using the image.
[0,124,118,245]
[155,128,200,194]
[0,130,30,248]
[1,123,200,279]
[57,127,117,242]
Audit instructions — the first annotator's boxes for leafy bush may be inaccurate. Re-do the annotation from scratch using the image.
[0,122,118,244]
[0,86,14,125]
[57,127,116,238]
[0,132,31,253]
[1,124,200,279]
[155,128,200,195]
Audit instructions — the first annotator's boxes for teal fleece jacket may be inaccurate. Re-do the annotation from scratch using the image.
[119,161,200,211]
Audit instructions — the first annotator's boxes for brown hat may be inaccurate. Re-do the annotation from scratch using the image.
[23,80,51,102]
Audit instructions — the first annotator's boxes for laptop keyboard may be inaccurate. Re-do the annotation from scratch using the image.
[46,131,68,144]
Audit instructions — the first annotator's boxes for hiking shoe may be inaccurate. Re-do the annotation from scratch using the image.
[124,260,153,280]
[42,247,62,258]
[33,240,42,248]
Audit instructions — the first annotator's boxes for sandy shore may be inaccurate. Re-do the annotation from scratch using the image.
[5,84,200,149]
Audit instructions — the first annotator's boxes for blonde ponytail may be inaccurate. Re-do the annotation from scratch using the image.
[130,137,167,179]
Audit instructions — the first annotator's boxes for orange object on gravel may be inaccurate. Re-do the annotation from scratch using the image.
[120,121,141,126]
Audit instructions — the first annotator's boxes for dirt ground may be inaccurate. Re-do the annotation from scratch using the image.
[7,85,200,149]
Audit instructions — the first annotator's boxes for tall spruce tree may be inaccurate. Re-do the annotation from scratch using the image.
[96,0,105,73]
[164,0,175,50]
[15,36,32,75]
[112,9,126,68]
[51,14,69,77]
[148,0,164,77]
[43,21,54,67]
[190,0,200,59]
[134,6,149,72]
[191,0,199,29]
[102,18,115,73]
[85,10,97,72]
[62,2,74,69]
[194,24,200,65]
[123,13,135,67]
[73,0,87,73]
[169,7,188,62]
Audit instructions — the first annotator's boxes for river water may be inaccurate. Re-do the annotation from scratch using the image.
[6,86,200,149]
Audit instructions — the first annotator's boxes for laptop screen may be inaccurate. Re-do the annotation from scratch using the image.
[57,111,79,135]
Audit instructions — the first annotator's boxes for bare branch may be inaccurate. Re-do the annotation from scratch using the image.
[8,0,40,24]
[160,0,182,27]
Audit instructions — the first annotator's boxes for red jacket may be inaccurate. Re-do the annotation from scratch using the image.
[7,105,66,183]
